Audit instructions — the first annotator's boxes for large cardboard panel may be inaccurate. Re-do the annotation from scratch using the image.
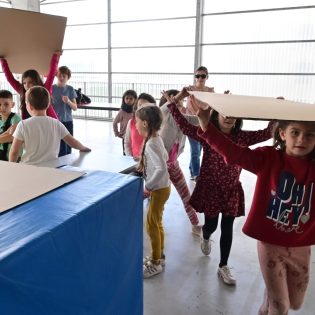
[0,8,66,74]
[0,161,84,213]
[189,91,315,121]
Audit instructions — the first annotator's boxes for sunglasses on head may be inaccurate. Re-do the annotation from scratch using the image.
[195,74,207,79]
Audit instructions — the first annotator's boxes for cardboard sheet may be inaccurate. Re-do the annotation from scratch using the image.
[189,91,315,121]
[0,8,66,74]
[0,161,84,213]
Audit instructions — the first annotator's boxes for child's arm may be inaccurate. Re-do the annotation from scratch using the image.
[124,119,132,156]
[44,52,61,93]
[239,120,276,146]
[0,57,23,93]
[9,138,23,162]
[62,134,91,152]
[62,95,77,111]
[0,122,18,144]
[167,102,200,140]
[113,111,122,137]
[190,95,265,174]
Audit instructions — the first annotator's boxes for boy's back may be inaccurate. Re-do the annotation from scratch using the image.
[13,116,69,165]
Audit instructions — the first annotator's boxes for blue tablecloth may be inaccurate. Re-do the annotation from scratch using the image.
[0,171,143,315]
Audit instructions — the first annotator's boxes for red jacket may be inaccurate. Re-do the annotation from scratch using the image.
[1,54,59,120]
[198,122,315,247]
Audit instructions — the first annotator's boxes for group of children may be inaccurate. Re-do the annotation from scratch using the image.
[0,53,90,165]
[1,56,314,314]
[113,68,315,314]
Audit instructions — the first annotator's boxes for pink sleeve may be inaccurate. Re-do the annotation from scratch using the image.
[44,53,60,93]
[47,104,59,119]
[0,58,23,93]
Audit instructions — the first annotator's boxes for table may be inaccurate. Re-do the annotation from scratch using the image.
[78,102,120,111]
[76,103,120,120]
[0,171,143,315]
[38,149,138,174]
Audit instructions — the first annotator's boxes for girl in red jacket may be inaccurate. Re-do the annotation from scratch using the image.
[191,94,315,315]
[0,52,61,120]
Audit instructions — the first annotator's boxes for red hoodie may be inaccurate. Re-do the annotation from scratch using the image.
[198,122,315,247]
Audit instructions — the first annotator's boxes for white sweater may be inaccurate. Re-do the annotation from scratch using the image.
[144,136,170,191]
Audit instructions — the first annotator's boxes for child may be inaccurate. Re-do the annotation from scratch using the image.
[52,66,78,156]
[124,93,156,160]
[9,86,90,165]
[192,95,314,314]
[135,104,171,278]
[167,89,275,286]
[0,90,21,161]
[113,89,137,155]
[160,90,201,235]
[0,52,61,120]
[186,66,214,181]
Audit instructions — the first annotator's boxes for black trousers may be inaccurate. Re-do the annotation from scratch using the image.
[203,214,235,267]
[59,121,74,157]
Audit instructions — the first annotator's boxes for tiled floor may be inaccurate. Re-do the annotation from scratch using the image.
[74,118,314,315]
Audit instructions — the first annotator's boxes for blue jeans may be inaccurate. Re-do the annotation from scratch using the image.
[59,121,73,157]
[188,137,202,177]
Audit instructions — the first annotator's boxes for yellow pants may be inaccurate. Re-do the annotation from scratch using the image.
[146,186,171,262]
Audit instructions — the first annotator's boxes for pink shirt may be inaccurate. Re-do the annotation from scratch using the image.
[130,118,144,158]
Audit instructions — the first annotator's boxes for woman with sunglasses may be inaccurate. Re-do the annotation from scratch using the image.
[186,66,214,181]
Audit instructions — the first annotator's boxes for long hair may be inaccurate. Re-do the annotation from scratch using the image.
[20,69,44,111]
[121,89,137,106]
[136,105,163,178]
[209,110,243,135]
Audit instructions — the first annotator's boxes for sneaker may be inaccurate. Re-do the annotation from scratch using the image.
[200,234,211,255]
[143,256,165,267]
[218,265,236,286]
[191,225,202,236]
[143,261,163,278]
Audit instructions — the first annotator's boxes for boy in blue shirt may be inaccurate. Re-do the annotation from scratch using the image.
[52,66,77,156]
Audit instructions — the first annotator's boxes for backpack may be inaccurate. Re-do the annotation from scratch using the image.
[0,112,16,161]
[75,88,91,105]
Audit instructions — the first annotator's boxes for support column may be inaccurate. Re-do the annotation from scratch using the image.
[193,0,204,72]
[107,0,113,114]
[11,0,40,12]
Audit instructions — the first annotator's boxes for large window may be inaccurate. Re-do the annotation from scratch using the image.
[1,0,314,104]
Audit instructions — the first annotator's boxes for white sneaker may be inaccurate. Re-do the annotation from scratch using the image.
[191,225,202,236]
[218,265,236,286]
[143,261,163,278]
[200,234,211,255]
[143,256,165,267]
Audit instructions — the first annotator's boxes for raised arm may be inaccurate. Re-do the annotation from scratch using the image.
[189,94,265,174]
[0,57,23,93]
[44,52,61,93]
[239,120,276,146]
[167,102,200,140]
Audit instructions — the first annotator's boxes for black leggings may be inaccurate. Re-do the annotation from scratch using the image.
[202,215,235,267]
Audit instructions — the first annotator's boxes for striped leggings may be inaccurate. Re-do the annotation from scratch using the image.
[167,160,199,225]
